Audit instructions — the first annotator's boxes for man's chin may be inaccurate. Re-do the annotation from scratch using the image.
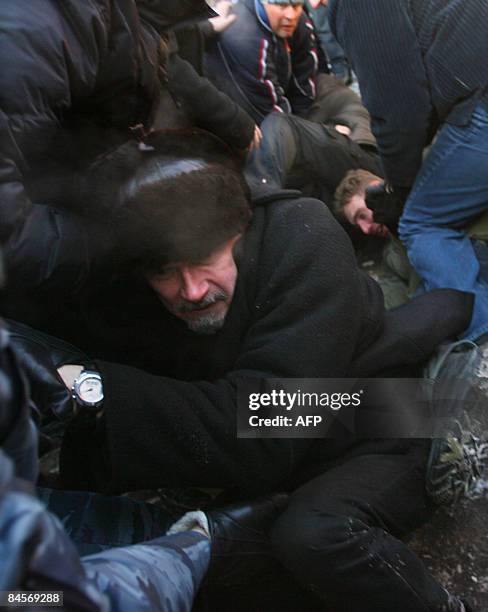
[277,26,296,37]
[177,303,227,334]
[185,311,227,335]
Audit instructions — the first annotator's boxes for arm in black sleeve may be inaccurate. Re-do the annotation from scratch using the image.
[198,19,216,41]
[62,200,368,495]
[328,0,433,187]
[0,152,102,294]
[0,1,111,292]
[168,53,255,150]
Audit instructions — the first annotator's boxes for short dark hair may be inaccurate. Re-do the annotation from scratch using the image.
[85,130,252,272]
[333,169,380,219]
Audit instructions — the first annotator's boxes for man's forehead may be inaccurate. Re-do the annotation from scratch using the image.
[158,234,242,271]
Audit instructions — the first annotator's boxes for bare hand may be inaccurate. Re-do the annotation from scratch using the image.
[334,124,352,137]
[209,1,237,33]
[308,0,328,8]
[58,364,84,390]
[248,125,262,151]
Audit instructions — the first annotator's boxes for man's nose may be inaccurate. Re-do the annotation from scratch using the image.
[357,218,374,235]
[283,6,296,19]
[180,268,209,302]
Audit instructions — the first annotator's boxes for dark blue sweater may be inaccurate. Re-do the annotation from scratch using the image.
[329,0,488,187]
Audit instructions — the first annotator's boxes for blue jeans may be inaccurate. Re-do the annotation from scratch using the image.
[399,104,488,341]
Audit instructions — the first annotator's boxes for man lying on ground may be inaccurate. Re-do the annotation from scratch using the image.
[10,131,475,611]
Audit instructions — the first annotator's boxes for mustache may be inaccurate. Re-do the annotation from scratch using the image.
[176,291,228,313]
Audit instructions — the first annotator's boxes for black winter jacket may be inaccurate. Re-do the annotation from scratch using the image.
[0,0,253,294]
[329,0,488,187]
[59,195,385,494]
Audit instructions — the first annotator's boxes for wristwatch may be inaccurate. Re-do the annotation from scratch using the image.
[72,369,104,412]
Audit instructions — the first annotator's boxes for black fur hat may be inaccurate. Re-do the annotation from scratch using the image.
[85,129,252,272]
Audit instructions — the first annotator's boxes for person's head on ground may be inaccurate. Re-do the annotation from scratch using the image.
[334,169,389,237]
[89,130,252,334]
[260,0,304,38]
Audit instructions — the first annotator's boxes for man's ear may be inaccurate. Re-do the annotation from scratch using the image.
[232,233,245,264]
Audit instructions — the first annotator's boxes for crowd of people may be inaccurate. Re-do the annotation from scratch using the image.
[1,1,487,610]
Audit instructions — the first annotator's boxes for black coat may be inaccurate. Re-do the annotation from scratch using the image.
[60,195,386,494]
[0,0,253,295]
[59,191,472,496]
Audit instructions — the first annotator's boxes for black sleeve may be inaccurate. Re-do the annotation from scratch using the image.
[0,1,110,292]
[198,20,215,41]
[0,145,102,294]
[168,53,255,150]
[328,0,433,187]
[62,201,370,495]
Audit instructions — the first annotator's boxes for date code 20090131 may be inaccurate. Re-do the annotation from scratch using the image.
[0,592,63,607]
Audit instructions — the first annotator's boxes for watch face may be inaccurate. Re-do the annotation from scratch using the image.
[78,375,104,405]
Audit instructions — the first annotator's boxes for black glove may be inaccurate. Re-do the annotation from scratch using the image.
[0,323,30,442]
[7,320,91,423]
[365,182,410,234]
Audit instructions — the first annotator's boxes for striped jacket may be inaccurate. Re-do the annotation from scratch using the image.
[205,0,325,124]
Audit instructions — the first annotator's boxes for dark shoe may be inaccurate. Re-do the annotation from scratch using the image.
[424,340,488,505]
[426,434,488,505]
[206,493,288,586]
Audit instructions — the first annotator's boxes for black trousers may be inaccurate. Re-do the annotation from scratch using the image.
[245,112,381,204]
[271,440,452,611]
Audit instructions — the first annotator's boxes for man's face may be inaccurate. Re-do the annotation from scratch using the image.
[146,235,241,334]
[263,3,303,38]
[343,183,390,238]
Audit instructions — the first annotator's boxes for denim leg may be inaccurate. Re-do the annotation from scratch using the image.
[245,113,299,197]
[38,487,174,556]
[399,104,488,341]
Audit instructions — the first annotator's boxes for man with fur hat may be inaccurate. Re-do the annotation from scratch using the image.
[10,131,475,611]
